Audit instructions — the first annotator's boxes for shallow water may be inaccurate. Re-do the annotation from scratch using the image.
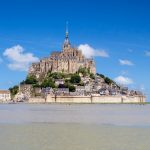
[0,104,150,150]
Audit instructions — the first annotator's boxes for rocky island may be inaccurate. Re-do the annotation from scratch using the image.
[8,29,146,104]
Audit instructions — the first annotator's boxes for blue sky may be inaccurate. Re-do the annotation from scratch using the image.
[0,0,150,100]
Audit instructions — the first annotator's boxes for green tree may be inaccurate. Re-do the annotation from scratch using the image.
[64,81,70,88]
[69,85,76,92]
[49,72,65,79]
[9,85,19,97]
[25,75,37,84]
[20,80,25,85]
[41,78,55,88]
[32,83,41,88]
[105,77,113,85]
[90,73,95,79]
[78,81,84,86]
[70,74,81,84]
[97,73,105,79]
[78,67,88,76]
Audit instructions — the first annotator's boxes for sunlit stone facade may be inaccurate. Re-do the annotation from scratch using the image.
[29,30,96,78]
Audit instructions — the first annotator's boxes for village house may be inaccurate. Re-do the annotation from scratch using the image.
[55,79,64,86]
[34,87,42,97]
[99,88,109,96]
[56,88,69,96]
[41,87,54,96]
[0,90,11,102]
[85,84,92,93]
[109,89,118,96]
[19,84,33,98]
[121,87,129,95]
[75,86,85,96]
[95,76,105,84]
[81,76,91,85]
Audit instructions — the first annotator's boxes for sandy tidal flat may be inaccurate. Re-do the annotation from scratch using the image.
[0,104,150,150]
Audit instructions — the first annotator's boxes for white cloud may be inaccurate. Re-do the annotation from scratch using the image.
[145,51,150,57]
[114,76,133,85]
[78,44,109,58]
[119,59,134,66]
[3,45,39,71]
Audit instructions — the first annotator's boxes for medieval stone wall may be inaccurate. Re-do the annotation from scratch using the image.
[29,95,146,103]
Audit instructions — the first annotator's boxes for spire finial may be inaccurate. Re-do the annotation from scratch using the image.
[66,21,69,37]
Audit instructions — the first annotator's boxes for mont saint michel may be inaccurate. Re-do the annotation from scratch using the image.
[5,28,145,104]
[29,29,96,78]
[0,1,150,150]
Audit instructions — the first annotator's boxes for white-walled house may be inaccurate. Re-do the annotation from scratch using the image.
[0,90,11,102]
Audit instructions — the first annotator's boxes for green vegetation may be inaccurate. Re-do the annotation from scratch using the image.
[65,83,76,92]
[41,78,55,88]
[20,74,57,89]
[96,73,105,79]
[70,74,81,84]
[96,73,114,85]
[22,71,115,89]
[32,83,41,88]
[78,67,90,76]
[78,67,88,76]
[48,72,65,79]
[65,78,70,83]
[9,85,19,97]
[15,65,117,94]
[78,81,84,86]
[90,73,95,79]
[105,77,113,85]
[68,85,76,92]
[20,71,115,89]
[21,75,37,85]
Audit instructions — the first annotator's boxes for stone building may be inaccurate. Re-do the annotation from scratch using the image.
[18,84,33,99]
[0,90,11,102]
[29,29,96,78]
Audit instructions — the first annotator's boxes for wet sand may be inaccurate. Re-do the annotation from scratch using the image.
[0,104,150,150]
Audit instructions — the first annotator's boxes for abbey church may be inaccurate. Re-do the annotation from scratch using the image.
[29,29,96,78]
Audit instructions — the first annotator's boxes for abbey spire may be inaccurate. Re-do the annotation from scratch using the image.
[63,22,71,49]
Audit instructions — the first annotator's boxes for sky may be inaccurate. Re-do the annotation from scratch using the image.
[0,0,150,100]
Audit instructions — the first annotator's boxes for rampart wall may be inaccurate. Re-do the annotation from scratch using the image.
[29,95,146,104]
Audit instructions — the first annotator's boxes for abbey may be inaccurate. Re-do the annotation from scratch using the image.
[29,29,96,78]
